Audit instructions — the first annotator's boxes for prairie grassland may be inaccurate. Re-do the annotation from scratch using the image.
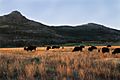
[0,46,120,80]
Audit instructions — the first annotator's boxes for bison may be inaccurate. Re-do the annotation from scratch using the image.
[46,46,51,50]
[107,45,111,47]
[102,47,109,53]
[88,46,97,52]
[98,49,101,52]
[52,46,60,49]
[24,45,37,51]
[72,46,85,52]
[112,48,120,54]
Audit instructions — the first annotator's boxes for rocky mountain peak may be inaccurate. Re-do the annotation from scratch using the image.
[0,10,28,24]
[9,10,23,16]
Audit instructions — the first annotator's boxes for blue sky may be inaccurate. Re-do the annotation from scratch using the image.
[0,0,120,29]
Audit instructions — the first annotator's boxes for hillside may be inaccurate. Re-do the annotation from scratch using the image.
[0,11,120,47]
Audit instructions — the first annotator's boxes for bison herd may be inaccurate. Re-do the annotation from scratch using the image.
[24,45,62,51]
[24,45,36,51]
[72,45,120,54]
[46,45,61,50]
[24,45,120,54]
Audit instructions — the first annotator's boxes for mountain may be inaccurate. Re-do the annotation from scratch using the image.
[0,11,120,47]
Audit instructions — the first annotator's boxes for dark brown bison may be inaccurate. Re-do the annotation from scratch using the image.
[72,46,85,52]
[107,45,111,47]
[88,46,97,52]
[102,47,109,53]
[24,45,37,51]
[80,45,85,48]
[46,46,51,50]
[98,49,101,52]
[52,46,60,49]
[112,48,120,54]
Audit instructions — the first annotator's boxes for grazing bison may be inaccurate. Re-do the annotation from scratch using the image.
[112,48,120,54]
[46,46,51,50]
[72,46,85,52]
[88,46,97,52]
[80,45,85,48]
[98,49,100,52]
[107,45,111,47]
[24,45,37,51]
[52,46,60,49]
[102,47,109,53]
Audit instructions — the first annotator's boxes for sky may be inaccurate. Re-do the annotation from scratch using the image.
[0,0,120,29]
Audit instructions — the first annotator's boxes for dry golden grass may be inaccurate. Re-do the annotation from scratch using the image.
[0,46,120,80]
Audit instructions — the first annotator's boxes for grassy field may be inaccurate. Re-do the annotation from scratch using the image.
[0,46,120,80]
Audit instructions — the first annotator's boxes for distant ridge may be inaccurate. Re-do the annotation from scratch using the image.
[0,11,120,47]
